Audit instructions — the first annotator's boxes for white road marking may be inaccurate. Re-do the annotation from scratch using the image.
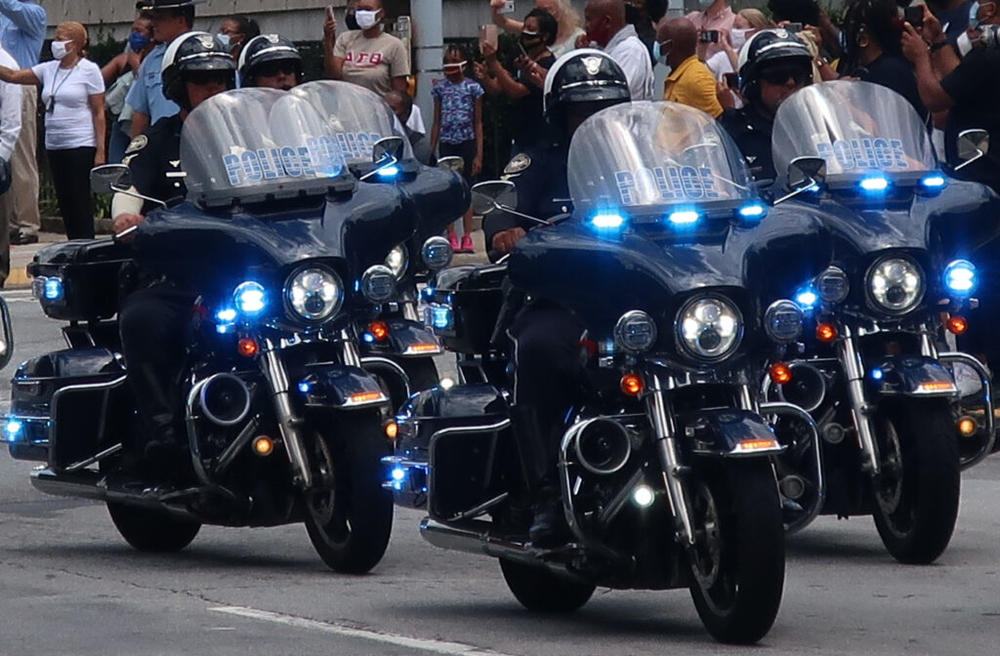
[209,606,519,656]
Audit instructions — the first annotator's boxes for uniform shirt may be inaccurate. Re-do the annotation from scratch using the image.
[486,143,570,260]
[431,77,484,145]
[940,46,1000,192]
[333,30,410,95]
[31,59,104,150]
[605,24,654,101]
[125,44,180,124]
[122,114,185,214]
[0,44,21,161]
[686,5,736,59]
[0,0,45,68]
[718,104,776,182]
[663,55,723,118]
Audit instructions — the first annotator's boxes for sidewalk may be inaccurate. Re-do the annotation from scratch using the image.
[6,232,65,289]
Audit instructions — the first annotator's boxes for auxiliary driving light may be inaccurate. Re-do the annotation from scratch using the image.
[957,416,978,436]
[632,484,655,508]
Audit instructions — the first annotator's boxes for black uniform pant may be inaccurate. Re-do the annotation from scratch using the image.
[119,285,196,453]
[507,303,587,490]
[47,147,96,240]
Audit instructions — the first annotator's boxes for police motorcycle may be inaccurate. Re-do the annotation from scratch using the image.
[761,81,1000,563]
[388,102,833,644]
[0,83,465,571]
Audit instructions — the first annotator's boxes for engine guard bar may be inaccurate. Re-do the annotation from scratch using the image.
[759,401,825,534]
[938,351,996,469]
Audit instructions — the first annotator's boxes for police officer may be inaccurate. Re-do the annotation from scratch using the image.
[112,32,235,484]
[718,29,813,182]
[486,49,631,259]
[238,34,303,90]
[491,50,631,547]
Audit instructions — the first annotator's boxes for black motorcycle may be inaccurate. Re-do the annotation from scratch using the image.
[0,83,465,571]
[387,102,830,644]
[761,81,1000,563]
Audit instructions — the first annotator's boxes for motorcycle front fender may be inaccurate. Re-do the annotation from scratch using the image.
[299,364,390,410]
[868,355,958,398]
[680,408,786,458]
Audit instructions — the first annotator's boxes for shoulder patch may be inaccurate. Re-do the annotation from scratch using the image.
[124,135,148,155]
[503,153,532,175]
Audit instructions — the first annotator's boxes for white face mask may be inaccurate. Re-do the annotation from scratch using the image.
[957,30,974,56]
[355,9,381,30]
[730,28,751,50]
[216,33,232,50]
[51,40,72,60]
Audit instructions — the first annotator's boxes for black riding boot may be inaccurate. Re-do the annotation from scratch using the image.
[510,404,569,547]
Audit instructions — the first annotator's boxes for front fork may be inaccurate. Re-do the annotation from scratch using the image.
[835,325,881,475]
[645,373,697,546]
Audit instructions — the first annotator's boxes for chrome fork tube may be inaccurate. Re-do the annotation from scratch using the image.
[341,329,362,368]
[645,373,695,546]
[919,326,939,359]
[260,339,313,489]
[835,326,880,474]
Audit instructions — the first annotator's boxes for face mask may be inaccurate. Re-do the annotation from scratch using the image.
[730,28,750,50]
[345,11,360,31]
[444,61,466,74]
[969,1,995,29]
[355,9,380,30]
[216,33,232,50]
[957,30,975,55]
[653,40,671,64]
[128,31,150,52]
[51,40,72,60]
[519,30,544,50]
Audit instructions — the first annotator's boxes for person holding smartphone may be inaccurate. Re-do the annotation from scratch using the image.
[685,0,735,58]
[323,0,408,94]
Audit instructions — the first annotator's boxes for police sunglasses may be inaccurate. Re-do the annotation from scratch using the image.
[186,70,232,86]
[256,61,299,78]
[759,63,812,86]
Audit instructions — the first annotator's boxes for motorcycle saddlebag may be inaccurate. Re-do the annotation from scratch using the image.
[27,239,132,321]
[7,348,126,464]
[425,265,506,354]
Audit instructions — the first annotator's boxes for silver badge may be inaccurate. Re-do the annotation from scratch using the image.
[266,34,280,44]
[199,34,217,49]
[582,56,602,76]
[503,153,532,175]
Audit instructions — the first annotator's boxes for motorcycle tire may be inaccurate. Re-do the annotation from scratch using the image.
[106,502,201,553]
[687,459,785,645]
[871,399,960,564]
[498,558,595,613]
[303,411,393,574]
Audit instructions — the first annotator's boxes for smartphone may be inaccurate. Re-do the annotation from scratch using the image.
[724,72,739,89]
[904,6,924,27]
[326,4,335,21]
[516,39,528,57]
[479,24,498,51]
[498,1,515,15]
[785,22,803,33]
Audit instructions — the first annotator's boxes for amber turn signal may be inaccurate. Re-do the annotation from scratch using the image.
[238,337,259,357]
[620,373,644,396]
[369,321,390,341]
[816,322,838,342]
[384,421,399,441]
[769,363,793,385]
[946,316,968,335]
[252,435,274,456]
[957,416,977,436]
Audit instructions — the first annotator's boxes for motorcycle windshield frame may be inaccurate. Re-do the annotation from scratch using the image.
[181,81,412,207]
[772,80,938,187]
[567,101,756,219]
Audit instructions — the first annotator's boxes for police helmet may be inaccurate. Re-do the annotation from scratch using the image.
[238,34,303,87]
[737,29,812,98]
[543,49,631,124]
[161,31,236,110]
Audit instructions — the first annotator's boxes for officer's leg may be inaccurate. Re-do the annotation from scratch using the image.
[119,286,195,478]
[508,304,587,545]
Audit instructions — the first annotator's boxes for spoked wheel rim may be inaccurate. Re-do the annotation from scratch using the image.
[874,419,910,535]
[305,433,349,544]
[689,480,733,611]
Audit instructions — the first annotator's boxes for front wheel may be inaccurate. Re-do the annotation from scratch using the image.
[303,411,393,573]
[499,558,595,612]
[107,502,201,552]
[687,459,785,645]
[871,399,960,564]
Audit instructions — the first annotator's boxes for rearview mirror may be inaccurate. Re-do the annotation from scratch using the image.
[955,129,989,171]
[471,180,517,216]
[372,136,405,165]
[787,156,826,189]
[0,297,14,371]
[90,164,131,194]
[436,156,465,173]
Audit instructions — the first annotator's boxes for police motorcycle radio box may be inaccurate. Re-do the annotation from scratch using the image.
[2,81,467,572]
[396,102,836,644]
[762,81,1000,564]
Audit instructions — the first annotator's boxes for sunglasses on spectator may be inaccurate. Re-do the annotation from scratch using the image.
[256,62,299,78]
[760,64,811,86]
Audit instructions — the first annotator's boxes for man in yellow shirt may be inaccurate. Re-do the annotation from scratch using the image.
[656,17,722,118]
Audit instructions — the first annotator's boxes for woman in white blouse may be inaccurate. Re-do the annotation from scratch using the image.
[0,21,105,239]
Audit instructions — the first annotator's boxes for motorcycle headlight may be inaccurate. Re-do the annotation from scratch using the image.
[421,236,453,271]
[285,267,344,323]
[867,257,924,314]
[944,259,976,296]
[675,295,743,361]
[614,310,658,352]
[763,300,803,344]
[385,244,408,279]
[361,265,397,303]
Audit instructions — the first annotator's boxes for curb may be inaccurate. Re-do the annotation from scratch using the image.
[6,266,30,289]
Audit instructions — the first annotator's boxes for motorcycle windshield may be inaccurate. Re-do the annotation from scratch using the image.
[772,81,937,185]
[568,101,754,218]
[181,82,411,206]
